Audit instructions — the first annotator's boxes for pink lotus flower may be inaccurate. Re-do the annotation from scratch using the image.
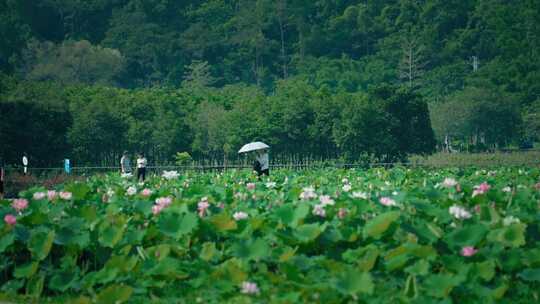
[33,192,46,200]
[461,246,478,257]
[241,281,260,295]
[11,199,29,212]
[152,204,164,215]
[47,190,57,201]
[151,196,173,215]
[141,188,152,197]
[337,208,348,219]
[474,204,481,214]
[4,214,16,226]
[59,191,72,200]
[217,202,225,209]
[379,197,397,207]
[247,183,256,191]
[472,182,490,197]
[155,197,173,208]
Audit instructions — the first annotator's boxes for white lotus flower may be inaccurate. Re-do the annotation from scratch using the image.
[162,170,180,180]
[233,212,249,221]
[449,205,472,219]
[126,186,137,196]
[351,191,369,199]
[265,182,276,189]
[312,204,326,217]
[300,186,317,200]
[319,195,335,206]
[441,177,458,188]
[502,216,520,226]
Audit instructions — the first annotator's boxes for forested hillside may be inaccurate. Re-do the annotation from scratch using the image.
[1,0,539,166]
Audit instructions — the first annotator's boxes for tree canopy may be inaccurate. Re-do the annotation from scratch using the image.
[1,0,538,165]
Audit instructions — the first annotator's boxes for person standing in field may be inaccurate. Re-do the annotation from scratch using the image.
[22,153,28,175]
[120,151,132,174]
[255,149,269,176]
[136,153,147,182]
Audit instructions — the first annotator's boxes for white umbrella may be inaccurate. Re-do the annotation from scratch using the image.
[238,141,270,154]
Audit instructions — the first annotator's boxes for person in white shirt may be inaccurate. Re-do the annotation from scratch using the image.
[22,153,28,175]
[255,149,269,176]
[136,153,147,182]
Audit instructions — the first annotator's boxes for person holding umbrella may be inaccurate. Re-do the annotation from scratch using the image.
[238,141,270,177]
[255,149,269,176]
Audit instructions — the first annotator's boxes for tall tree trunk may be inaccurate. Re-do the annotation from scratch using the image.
[277,0,288,79]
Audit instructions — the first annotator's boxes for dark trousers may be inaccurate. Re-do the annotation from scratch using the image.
[137,167,146,181]
[258,169,269,176]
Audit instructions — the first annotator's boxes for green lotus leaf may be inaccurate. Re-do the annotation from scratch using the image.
[363,211,400,240]
[444,224,488,249]
[157,211,198,239]
[294,223,327,243]
[518,268,540,282]
[230,238,270,261]
[0,233,15,253]
[98,215,127,247]
[201,242,218,261]
[14,261,39,278]
[28,228,55,261]
[334,269,374,296]
[95,284,133,304]
[49,270,78,292]
[424,273,463,298]
[209,212,237,232]
[487,223,526,248]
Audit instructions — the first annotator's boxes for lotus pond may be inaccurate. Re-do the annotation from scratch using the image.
[1,167,540,303]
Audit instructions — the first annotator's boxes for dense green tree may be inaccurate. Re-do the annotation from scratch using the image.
[0,79,71,166]
[372,85,436,157]
[431,85,521,150]
[333,93,396,161]
[1,0,539,165]
[19,39,124,85]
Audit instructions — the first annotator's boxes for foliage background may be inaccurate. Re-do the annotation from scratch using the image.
[1,0,539,165]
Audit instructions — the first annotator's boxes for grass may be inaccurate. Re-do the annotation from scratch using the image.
[409,150,540,168]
